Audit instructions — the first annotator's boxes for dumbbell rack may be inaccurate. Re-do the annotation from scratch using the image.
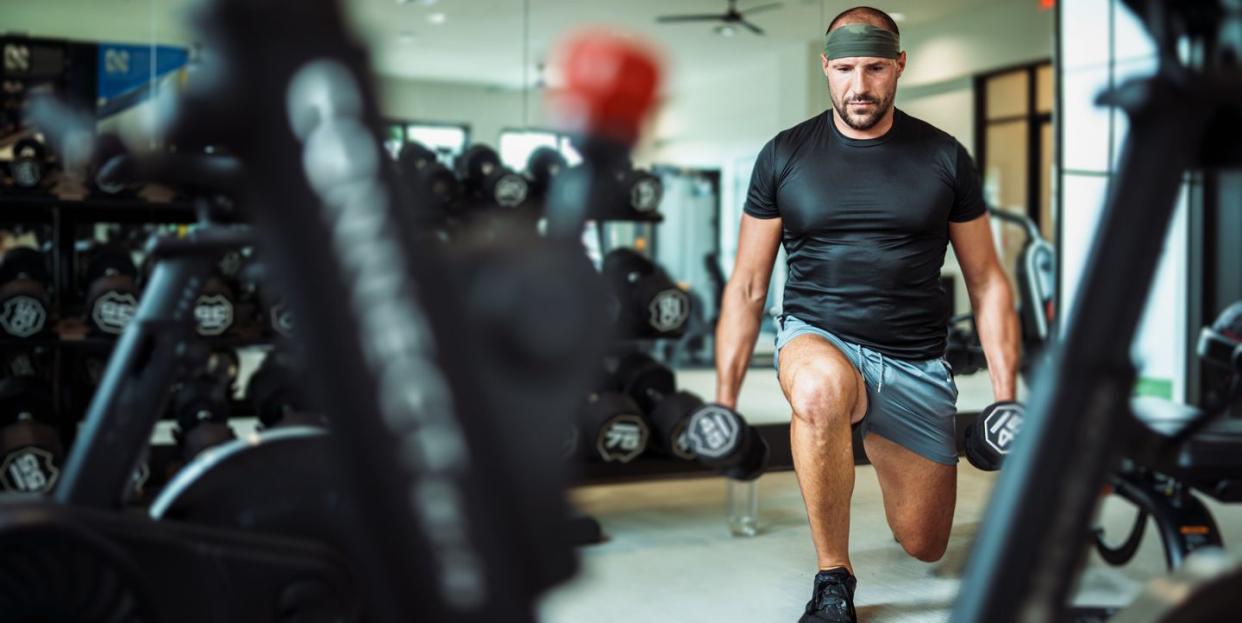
[0,195,271,495]
[577,213,777,539]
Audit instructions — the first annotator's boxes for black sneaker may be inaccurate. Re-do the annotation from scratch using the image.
[798,568,857,623]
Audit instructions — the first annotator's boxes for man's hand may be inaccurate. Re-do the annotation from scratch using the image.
[950,214,1021,402]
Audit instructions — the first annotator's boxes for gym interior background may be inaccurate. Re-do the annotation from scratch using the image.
[1,0,1239,622]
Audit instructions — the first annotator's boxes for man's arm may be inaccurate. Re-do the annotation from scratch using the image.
[715,214,783,409]
[950,214,1021,402]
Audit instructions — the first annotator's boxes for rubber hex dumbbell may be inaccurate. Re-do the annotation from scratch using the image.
[576,392,650,463]
[398,141,462,219]
[235,256,295,339]
[945,317,986,376]
[171,373,236,461]
[525,146,568,206]
[455,144,529,210]
[83,244,142,336]
[0,247,51,339]
[684,403,771,481]
[0,348,46,380]
[9,138,50,189]
[609,352,696,459]
[90,132,136,196]
[0,376,62,494]
[963,401,1025,471]
[602,248,691,338]
[619,167,663,215]
[246,351,324,429]
[193,275,236,337]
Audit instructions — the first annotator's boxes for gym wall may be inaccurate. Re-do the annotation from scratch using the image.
[1059,0,1192,401]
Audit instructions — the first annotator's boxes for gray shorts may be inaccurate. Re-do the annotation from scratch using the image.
[774,315,960,465]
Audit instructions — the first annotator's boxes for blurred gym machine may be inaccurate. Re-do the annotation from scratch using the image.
[951,1,1242,621]
[0,1,667,621]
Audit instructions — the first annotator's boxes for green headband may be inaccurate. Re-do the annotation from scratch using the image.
[824,23,901,60]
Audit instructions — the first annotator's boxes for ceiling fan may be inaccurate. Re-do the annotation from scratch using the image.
[656,0,784,36]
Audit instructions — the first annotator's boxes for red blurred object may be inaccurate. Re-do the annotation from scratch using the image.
[1039,0,1055,9]
[550,30,662,147]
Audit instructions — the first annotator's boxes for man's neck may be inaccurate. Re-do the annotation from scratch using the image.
[832,107,896,140]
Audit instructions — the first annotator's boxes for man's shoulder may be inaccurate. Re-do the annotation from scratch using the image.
[770,111,829,147]
[764,111,829,164]
[896,109,960,151]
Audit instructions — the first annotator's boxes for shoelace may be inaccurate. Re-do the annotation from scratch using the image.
[812,578,853,616]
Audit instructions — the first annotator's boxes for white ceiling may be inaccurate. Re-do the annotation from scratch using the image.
[5,0,1000,88]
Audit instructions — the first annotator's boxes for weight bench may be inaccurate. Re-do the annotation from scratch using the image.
[1093,397,1242,572]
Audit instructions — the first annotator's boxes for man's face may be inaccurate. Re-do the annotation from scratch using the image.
[822,51,905,131]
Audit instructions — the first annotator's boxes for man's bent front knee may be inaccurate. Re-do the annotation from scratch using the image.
[786,360,860,429]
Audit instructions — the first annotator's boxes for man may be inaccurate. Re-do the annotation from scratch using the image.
[713,7,1020,623]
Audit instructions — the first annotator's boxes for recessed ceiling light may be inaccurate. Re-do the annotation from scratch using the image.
[427,12,447,25]
[889,12,906,22]
[714,24,736,37]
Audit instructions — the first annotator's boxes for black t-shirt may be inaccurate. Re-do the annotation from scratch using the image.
[744,108,985,360]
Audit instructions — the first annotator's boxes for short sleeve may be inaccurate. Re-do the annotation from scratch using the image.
[949,141,987,223]
[743,139,780,219]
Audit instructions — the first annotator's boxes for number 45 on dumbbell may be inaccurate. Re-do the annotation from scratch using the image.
[964,401,1025,472]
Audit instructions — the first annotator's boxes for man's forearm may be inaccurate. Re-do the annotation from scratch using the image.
[715,282,767,408]
[972,278,1021,402]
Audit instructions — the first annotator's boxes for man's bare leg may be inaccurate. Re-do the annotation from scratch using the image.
[779,334,868,573]
[863,433,957,562]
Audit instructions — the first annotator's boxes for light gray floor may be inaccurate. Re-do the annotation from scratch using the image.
[538,466,1242,622]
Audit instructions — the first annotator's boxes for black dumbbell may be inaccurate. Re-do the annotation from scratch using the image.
[684,403,770,481]
[171,373,236,461]
[0,348,46,380]
[945,320,985,376]
[455,144,529,210]
[577,391,649,463]
[83,244,141,336]
[91,132,135,196]
[620,167,663,215]
[246,351,324,429]
[9,138,49,189]
[265,297,295,338]
[0,376,61,494]
[0,247,51,339]
[602,248,691,338]
[963,400,1025,471]
[398,141,462,217]
[609,352,696,459]
[525,146,568,203]
[235,256,295,339]
[193,275,236,337]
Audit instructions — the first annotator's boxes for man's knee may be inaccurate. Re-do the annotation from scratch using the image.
[788,361,858,428]
[894,529,949,563]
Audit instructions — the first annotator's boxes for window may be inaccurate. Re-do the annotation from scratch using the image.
[497,128,582,173]
[975,61,1055,297]
[382,120,470,165]
[975,61,1055,241]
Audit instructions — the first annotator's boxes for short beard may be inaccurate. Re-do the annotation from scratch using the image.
[831,91,894,131]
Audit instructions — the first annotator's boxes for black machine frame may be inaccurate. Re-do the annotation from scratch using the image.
[952,1,1242,620]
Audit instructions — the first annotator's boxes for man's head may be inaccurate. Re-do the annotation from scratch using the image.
[822,6,905,132]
